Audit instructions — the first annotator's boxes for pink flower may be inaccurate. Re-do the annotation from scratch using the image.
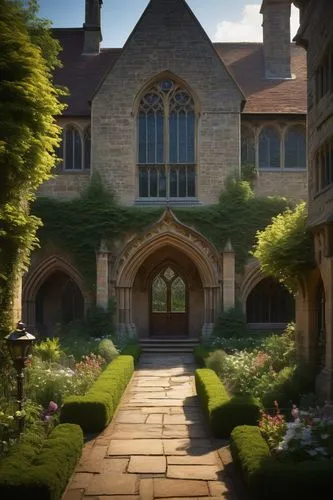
[48,401,58,414]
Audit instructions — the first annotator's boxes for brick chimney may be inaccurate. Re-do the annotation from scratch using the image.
[83,0,103,54]
[261,0,292,79]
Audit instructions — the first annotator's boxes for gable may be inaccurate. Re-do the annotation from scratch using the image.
[94,0,244,111]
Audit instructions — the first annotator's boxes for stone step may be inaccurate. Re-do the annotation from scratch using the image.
[140,347,196,353]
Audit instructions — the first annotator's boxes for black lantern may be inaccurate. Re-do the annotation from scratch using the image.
[5,321,36,434]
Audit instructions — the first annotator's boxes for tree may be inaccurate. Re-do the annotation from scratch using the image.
[253,202,315,292]
[0,0,64,334]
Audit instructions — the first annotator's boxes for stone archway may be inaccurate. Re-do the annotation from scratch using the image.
[22,255,88,335]
[106,209,229,340]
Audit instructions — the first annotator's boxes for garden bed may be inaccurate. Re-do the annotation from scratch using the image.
[195,368,261,437]
[0,423,83,500]
[230,425,333,500]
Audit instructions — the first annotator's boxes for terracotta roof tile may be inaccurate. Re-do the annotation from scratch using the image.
[214,42,307,114]
[53,30,307,117]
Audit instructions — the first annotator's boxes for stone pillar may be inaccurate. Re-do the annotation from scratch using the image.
[116,286,137,341]
[223,240,235,311]
[316,257,333,402]
[96,240,109,310]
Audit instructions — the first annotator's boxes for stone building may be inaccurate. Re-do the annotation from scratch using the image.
[294,0,333,401]
[23,0,307,344]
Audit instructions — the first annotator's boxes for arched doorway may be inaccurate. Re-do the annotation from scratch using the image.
[150,266,188,337]
[246,277,295,327]
[35,271,84,337]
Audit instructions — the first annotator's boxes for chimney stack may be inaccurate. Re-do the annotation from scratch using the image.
[261,0,292,79]
[83,0,103,55]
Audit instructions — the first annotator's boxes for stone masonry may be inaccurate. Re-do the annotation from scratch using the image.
[62,353,245,500]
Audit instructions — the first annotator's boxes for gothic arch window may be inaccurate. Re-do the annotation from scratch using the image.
[285,125,306,169]
[241,125,255,167]
[64,125,83,170]
[84,126,91,170]
[137,79,196,199]
[259,126,281,169]
[246,277,294,324]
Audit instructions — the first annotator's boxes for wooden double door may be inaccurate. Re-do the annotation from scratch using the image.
[150,266,188,337]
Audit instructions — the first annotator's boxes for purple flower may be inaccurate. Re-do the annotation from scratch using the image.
[47,401,58,414]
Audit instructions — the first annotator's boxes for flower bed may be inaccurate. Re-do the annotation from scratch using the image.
[230,424,333,500]
[195,368,261,437]
[0,423,83,500]
[60,355,135,432]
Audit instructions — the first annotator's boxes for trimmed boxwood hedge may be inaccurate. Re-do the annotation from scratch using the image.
[60,354,134,432]
[195,368,261,437]
[0,423,83,500]
[230,425,333,500]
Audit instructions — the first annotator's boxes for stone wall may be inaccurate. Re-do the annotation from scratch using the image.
[91,0,243,206]
[254,170,307,201]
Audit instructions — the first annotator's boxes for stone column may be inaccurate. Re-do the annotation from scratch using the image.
[223,240,235,310]
[316,257,333,402]
[96,240,109,310]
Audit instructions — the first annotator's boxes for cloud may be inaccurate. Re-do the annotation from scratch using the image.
[214,4,300,42]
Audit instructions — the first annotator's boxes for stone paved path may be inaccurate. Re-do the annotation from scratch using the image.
[62,353,245,500]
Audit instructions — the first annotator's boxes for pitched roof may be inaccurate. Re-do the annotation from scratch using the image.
[53,29,307,117]
[214,42,307,114]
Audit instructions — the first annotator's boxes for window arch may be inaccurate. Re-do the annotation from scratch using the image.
[241,125,255,167]
[285,125,306,169]
[137,78,196,199]
[246,277,295,324]
[84,126,91,170]
[64,125,82,170]
[259,126,280,169]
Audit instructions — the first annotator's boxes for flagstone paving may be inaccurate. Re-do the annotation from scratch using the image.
[62,353,246,500]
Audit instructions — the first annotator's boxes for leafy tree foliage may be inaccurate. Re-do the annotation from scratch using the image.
[0,0,64,334]
[253,202,315,292]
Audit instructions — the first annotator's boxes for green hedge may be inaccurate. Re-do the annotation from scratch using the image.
[230,425,333,499]
[121,343,142,362]
[0,423,83,500]
[195,368,261,437]
[60,355,134,432]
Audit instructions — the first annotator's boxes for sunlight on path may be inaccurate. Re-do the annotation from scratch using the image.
[62,353,243,499]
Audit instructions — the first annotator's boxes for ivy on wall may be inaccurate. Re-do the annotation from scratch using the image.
[32,175,294,291]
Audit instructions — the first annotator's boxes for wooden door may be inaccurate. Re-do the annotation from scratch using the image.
[150,267,188,337]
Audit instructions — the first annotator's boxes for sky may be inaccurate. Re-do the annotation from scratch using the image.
[38,0,300,48]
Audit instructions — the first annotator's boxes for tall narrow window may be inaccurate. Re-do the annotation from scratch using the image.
[259,126,280,169]
[285,125,306,169]
[137,79,196,199]
[241,125,255,167]
[64,125,82,170]
[84,126,91,170]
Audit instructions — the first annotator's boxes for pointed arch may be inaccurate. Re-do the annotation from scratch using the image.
[114,209,222,288]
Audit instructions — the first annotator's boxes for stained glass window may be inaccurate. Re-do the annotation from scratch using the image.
[137,79,196,198]
[284,125,306,169]
[65,126,82,170]
[171,277,186,313]
[152,276,167,312]
[241,125,255,167]
[259,126,281,169]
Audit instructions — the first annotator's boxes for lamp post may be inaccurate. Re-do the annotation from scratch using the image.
[5,321,36,434]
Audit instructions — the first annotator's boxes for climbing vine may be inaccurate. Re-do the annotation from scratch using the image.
[32,175,290,290]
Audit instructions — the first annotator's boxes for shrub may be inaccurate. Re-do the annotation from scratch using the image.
[205,349,226,377]
[0,423,83,500]
[121,343,142,362]
[32,338,62,363]
[230,425,333,500]
[193,346,210,367]
[97,339,119,363]
[60,355,134,432]
[213,305,248,338]
[195,368,261,437]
